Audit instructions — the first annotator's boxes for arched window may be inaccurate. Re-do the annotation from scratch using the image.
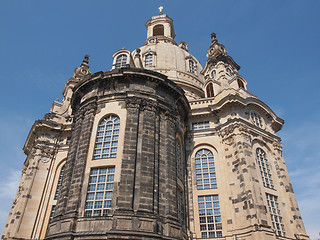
[251,111,263,128]
[226,67,232,76]
[256,148,274,189]
[145,54,153,67]
[176,139,183,180]
[238,79,245,89]
[115,54,127,69]
[54,165,65,200]
[93,115,120,159]
[211,70,216,79]
[206,82,214,98]
[195,149,217,190]
[153,24,164,36]
[189,60,195,73]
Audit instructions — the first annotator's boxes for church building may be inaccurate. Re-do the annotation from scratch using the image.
[2,9,310,240]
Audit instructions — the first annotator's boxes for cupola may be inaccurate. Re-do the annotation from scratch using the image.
[145,7,176,45]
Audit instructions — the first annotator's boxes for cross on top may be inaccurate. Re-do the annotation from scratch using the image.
[159,6,163,14]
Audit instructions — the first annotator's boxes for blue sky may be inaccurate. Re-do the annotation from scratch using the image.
[0,0,319,239]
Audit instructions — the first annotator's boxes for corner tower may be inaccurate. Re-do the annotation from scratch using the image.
[186,34,309,239]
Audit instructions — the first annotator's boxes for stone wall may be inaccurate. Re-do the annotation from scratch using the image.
[46,68,190,239]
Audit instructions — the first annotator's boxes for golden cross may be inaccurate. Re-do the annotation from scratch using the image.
[158,6,163,14]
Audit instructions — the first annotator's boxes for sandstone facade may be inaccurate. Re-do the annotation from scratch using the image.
[2,12,310,240]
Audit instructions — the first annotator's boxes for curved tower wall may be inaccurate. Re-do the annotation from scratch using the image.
[46,68,190,239]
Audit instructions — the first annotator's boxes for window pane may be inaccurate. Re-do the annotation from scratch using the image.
[93,115,120,160]
[266,193,285,237]
[256,148,274,189]
[195,149,217,190]
[198,195,222,238]
[85,167,115,217]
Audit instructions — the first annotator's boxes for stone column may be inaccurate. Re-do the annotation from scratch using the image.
[116,99,140,213]
[47,101,97,236]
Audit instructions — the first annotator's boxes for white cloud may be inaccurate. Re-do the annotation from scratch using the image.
[0,169,20,199]
[280,121,320,240]
[0,169,21,231]
[290,167,320,240]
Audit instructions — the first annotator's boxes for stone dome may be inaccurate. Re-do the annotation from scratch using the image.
[132,14,205,100]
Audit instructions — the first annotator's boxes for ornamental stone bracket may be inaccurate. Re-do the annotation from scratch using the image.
[218,122,251,144]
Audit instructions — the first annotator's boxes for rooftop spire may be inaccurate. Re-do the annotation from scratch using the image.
[81,54,90,67]
[207,33,228,59]
[211,32,217,43]
[74,54,91,79]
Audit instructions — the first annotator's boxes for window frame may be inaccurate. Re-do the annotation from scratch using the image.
[237,79,245,89]
[206,82,214,98]
[256,148,274,189]
[266,193,286,237]
[153,24,164,36]
[144,53,153,67]
[54,164,65,200]
[192,121,210,130]
[84,167,115,217]
[93,115,120,160]
[189,60,195,73]
[176,138,183,181]
[115,54,128,69]
[250,111,264,128]
[198,195,223,238]
[194,149,217,190]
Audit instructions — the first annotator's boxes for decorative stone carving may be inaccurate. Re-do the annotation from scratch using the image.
[207,33,228,59]
[39,157,50,164]
[73,54,91,79]
[223,136,235,146]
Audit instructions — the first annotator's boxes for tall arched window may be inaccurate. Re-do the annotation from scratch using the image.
[54,165,65,200]
[256,148,274,189]
[206,82,214,98]
[93,115,120,159]
[145,54,153,67]
[153,24,164,36]
[189,60,195,73]
[115,54,127,69]
[195,149,217,190]
[238,79,245,89]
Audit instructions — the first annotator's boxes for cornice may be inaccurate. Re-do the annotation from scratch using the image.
[191,91,283,132]
[217,118,281,143]
[23,119,71,155]
[71,68,190,112]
